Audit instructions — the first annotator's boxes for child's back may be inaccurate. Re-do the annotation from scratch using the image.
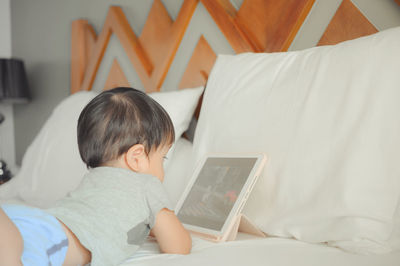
[48,167,173,266]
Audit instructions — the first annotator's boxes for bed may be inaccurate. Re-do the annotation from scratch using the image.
[1,0,400,265]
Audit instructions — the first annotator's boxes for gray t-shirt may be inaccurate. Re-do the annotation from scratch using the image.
[47,167,173,266]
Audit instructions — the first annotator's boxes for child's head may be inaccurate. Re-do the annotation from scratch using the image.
[77,87,175,172]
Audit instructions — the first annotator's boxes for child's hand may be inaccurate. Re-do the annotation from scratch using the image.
[150,208,192,254]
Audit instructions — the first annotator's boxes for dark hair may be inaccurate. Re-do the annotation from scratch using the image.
[77,87,175,168]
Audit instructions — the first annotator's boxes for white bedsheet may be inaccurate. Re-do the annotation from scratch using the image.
[121,234,400,266]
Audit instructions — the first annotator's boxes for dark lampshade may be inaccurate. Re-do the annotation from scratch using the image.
[0,58,31,103]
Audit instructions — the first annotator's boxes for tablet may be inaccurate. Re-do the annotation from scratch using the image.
[175,154,267,242]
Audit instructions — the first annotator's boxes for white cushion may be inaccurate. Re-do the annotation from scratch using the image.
[0,91,96,207]
[149,87,203,140]
[191,27,400,254]
[163,138,193,207]
[0,87,203,208]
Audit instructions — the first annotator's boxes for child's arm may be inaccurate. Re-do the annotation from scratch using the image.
[150,208,192,254]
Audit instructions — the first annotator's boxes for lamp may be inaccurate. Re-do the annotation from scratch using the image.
[0,58,31,103]
[0,58,31,184]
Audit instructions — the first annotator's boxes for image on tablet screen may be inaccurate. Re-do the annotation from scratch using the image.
[177,157,257,231]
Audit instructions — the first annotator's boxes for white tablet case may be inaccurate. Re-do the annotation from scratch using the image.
[177,154,267,242]
[226,214,266,241]
[188,214,266,242]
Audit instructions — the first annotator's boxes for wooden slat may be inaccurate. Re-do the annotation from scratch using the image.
[396,0,400,6]
[75,1,197,93]
[318,0,378,46]
[78,6,152,93]
[201,0,315,53]
[139,0,176,91]
[139,0,198,92]
[111,7,153,76]
[179,35,216,89]
[70,20,96,94]
[237,0,315,52]
[103,59,130,91]
[179,36,216,119]
[201,0,256,52]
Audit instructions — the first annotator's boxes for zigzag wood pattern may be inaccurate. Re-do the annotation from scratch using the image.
[179,35,216,119]
[318,0,378,46]
[201,0,316,52]
[104,59,130,91]
[179,35,216,90]
[72,0,197,93]
[71,20,96,94]
[71,0,316,94]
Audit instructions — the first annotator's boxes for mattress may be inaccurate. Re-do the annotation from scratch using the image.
[121,233,400,266]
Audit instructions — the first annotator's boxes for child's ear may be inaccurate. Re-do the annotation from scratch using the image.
[125,144,148,172]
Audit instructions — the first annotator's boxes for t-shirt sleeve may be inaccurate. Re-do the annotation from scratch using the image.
[145,177,174,229]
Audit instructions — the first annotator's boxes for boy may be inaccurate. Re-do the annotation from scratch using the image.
[0,87,192,266]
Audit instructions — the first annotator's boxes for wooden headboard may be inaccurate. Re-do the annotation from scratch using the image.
[70,0,379,95]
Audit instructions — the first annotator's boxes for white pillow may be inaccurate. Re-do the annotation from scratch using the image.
[0,91,96,207]
[149,88,203,140]
[149,87,203,163]
[0,87,203,208]
[192,27,400,254]
[163,138,193,207]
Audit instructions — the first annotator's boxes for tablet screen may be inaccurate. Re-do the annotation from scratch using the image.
[177,157,258,231]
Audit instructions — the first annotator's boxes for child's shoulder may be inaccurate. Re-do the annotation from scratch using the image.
[86,167,159,187]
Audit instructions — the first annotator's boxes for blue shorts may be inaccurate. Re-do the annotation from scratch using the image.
[1,204,68,266]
